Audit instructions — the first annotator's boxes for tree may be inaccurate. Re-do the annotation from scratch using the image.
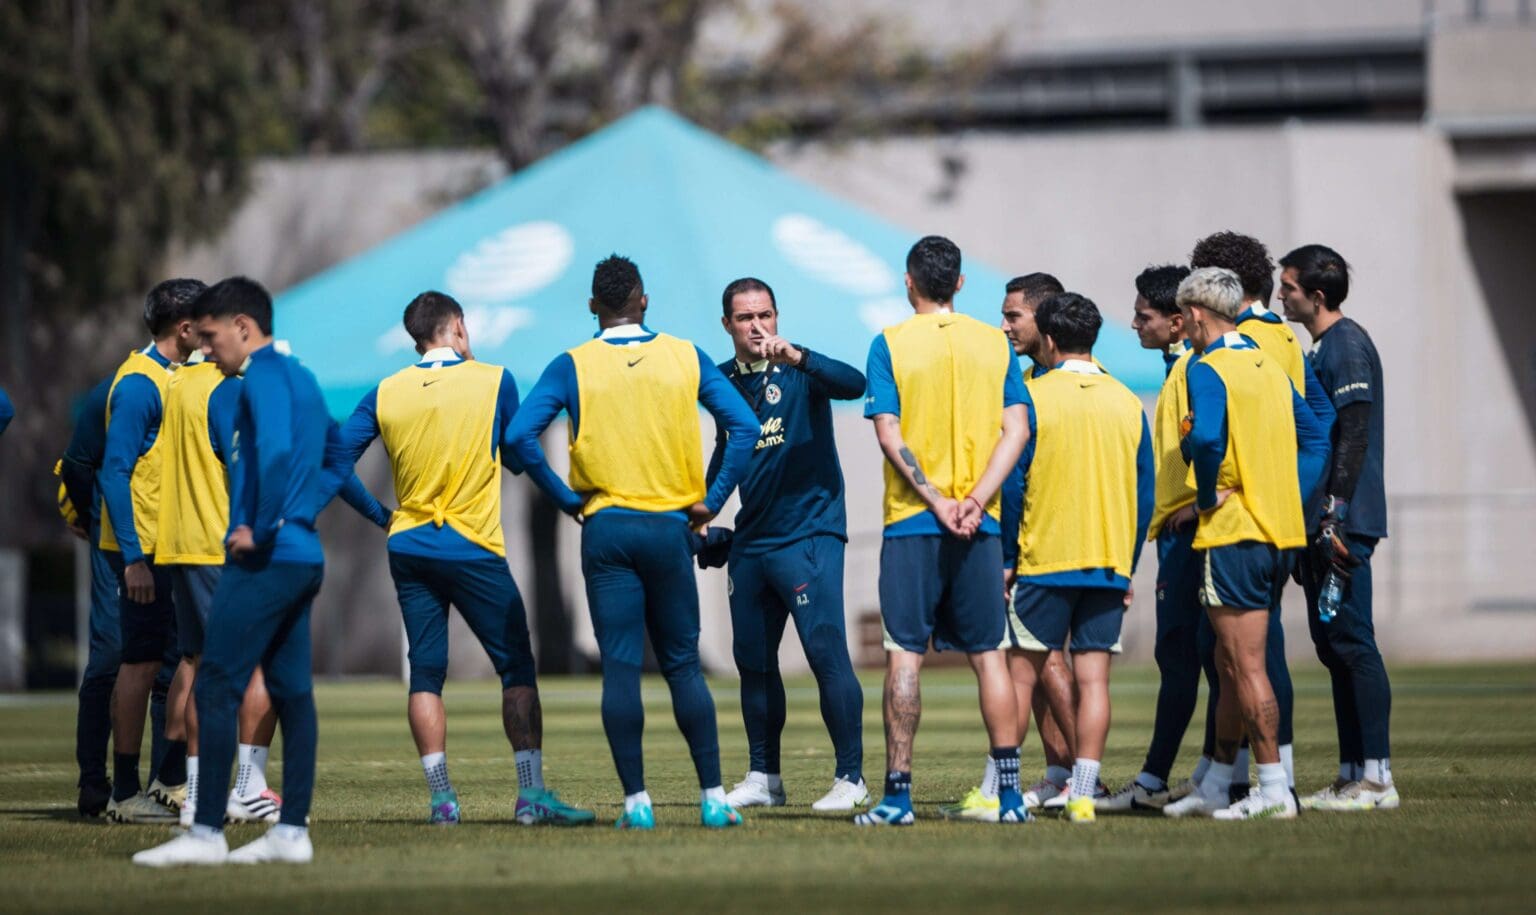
[0,0,263,546]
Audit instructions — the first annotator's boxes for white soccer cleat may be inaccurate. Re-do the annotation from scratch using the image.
[1162,790,1226,818]
[1040,784,1071,811]
[226,788,282,824]
[1311,780,1400,812]
[1300,779,1354,811]
[1098,781,1172,812]
[1212,790,1298,820]
[1166,779,1197,802]
[227,828,313,865]
[132,831,228,867]
[725,772,785,808]
[147,778,187,810]
[107,792,178,824]
[811,777,870,811]
[1021,779,1062,810]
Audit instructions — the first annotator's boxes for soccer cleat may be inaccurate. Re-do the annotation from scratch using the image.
[1228,781,1252,805]
[1301,779,1355,811]
[1166,779,1197,802]
[107,791,178,824]
[515,788,596,825]
[811,777,870,812]
[1213,790,1298,820]
[428,790,460,825]
[1044,780,1106,812]
[1021,779,1063,811]
[725,772,785,808]
[1065,795,1097,824]
[997,789,1034,824]
[1311,780,1400,812]
[1099,781,1172,812]
[132,830,228,867]
[78,781,112,818]
[148,778,188,811]
[1163,791,1226,818]
[226,788,282,824]
[227,828,313,864]
[853,802,914,826]
[615,804,655,830]
[701,798,744,829]
[939,787,1000,822]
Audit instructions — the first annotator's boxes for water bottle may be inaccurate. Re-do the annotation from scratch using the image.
[1318,570,1344,623]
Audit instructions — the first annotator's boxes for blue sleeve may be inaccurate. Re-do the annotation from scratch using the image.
[1000,459,1024,570]
[245,369,293,548]
[61,381,110,521]
[496,369,523,473]
[1133,413,1154,571]
[1186,361,1228,512]
[318,389,390,528]
[1291,385,1331,506]
[1002,345,1027,408]
[1300,357,1337,439]
[504,354,584,514]
[800,349,866,401]
[696,346,759,514]
[862,335,899,417]
[705,418,727,490]
[0,387,13,437]
[207,377,240,462]
[100,375,161,563]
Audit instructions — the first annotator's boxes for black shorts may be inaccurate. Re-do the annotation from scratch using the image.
[106,552,176,664]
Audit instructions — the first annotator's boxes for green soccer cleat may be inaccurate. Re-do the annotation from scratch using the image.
[516,788,596,825]
[938,786,1000,822]
[701,798,744,829]
[615,804,656,831]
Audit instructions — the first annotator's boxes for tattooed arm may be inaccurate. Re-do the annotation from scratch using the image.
[872,413,966,537]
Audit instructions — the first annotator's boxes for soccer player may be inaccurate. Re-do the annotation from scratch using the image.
[98,279,205,823]
[1188,231,1336,793]
[506,255,758,830]
[708,277,868,812]
[1278,244,1396,811]
[1000,292,1153,824]
[857,235,1030,827]
[331,290,593,826]
[1162,267,1328,820]
[1103,263,1210,812]
[156,340,286,829]
[135,277,380,865]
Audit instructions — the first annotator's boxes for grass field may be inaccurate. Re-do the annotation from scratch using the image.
[2,662,1534,913]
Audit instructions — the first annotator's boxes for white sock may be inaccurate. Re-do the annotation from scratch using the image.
[515,749,544,792]
[1279,744,1295,788]
[1364,758,1392,786]
[189,823,222,840]
[421,752,452,794]
[185,756,199,813]
[1135,771,1167,792]
[1257,762,1288,804]
[1070,759,1101,800]
[624,790,652,813]
[1045,765,1071,789]
[271,823,307,840]
[1191,755,1212,787]
[237,744,270,797]
[1202,761,1234,803]
[1232,747,1250,786]
[980,756,999,799]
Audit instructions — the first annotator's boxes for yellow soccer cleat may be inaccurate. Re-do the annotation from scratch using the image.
[1066,795,1097,824]
[938,786,1000,822]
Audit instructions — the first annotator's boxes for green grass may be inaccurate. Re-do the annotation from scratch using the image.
[2,663,1534,913]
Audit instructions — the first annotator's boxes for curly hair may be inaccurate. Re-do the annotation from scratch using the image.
[1189,231,1273,301]
[592,254,642,311]
[144,278,207,336]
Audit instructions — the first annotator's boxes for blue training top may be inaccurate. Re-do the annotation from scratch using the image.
[61,375,113,529]
[705,347,865,555]
[1309,317,1387,538]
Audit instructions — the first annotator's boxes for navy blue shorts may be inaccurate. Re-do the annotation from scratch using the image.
[879,534,1004,654]
[171,565,222,657]
[1010,582,1124,653]
[106,551,176,664]
[389,551,536,695]
[1199,541,1288,611]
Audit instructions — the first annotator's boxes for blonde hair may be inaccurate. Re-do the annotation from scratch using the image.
[1176,267,1244,320]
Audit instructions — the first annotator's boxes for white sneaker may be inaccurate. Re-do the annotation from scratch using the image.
[147,778,187,810]
[725,772,785,808]
[1022,779,1063,810]
[1044,780,1104,811]
[1167,779,1197,802]
[1213,790,1298,820]
[1163,790,1226,818]
[226,788,282,824]
[811,777,869,811]
[227,828,313,865]
[1312,779,1400,811]
[132,831,228,867]
[1098,781,1171,812]
[1300,779,1354,811]
[107,792,178,824]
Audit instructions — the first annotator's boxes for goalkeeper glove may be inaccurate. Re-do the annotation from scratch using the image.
[1307,496,1359,582]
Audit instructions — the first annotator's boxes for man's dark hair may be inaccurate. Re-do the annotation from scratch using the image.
[1005,272,1064,305]
[1189,231,1273,302]
[403,291,464,346]
[1279,244,1350,310]
[144,279,207,337]
[906,235,962,303]
[592,254,643,311]
[1035,292,1102,353]
[721,277,776,318]
[1134,264,1192,317]
[191,276,274,335]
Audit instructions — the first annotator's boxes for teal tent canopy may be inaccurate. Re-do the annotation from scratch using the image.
[274,107,1161,417]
